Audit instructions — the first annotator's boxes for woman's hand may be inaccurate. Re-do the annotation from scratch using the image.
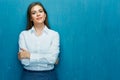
[55,58,59,65]
[18,48,30,60]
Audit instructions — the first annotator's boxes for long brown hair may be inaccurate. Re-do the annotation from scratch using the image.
[26,2,50,30]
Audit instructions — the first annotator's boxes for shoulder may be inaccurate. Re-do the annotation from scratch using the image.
[19,30,27,35]
[19,30,30,37]
[48,29,59,37]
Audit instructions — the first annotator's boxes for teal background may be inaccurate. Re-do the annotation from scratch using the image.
[0,0,120,80]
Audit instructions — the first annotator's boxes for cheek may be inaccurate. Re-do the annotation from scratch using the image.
[43,14,46,20]
[31,15,36,20]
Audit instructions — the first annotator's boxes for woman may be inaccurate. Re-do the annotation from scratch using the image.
[18,2,60,80]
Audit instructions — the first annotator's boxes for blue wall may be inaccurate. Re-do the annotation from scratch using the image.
[0,0,120,80]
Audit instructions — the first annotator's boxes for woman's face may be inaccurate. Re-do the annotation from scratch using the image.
[30,5,46,25]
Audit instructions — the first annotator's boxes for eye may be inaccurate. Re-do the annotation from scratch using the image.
[39,10,43,13]
[31,11,36,14]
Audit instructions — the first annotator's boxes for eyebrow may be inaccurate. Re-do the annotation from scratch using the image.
[31,9,43,12]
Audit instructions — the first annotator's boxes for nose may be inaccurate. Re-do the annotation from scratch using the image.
[37,12,40,16]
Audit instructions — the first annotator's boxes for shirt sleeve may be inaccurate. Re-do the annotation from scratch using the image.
[18,31,30,66]
[30,32,60,65]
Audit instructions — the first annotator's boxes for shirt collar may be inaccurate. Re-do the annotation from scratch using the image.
[30,25,49,34]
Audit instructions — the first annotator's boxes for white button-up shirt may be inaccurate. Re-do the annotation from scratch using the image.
[18,26,60,71]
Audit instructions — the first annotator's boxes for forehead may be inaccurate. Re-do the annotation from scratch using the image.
[31,5,43,11]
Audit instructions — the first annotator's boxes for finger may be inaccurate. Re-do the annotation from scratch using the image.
[18,53,22,60]
[55,58,59,64]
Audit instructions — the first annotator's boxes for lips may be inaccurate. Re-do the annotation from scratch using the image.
[36,17,42,20]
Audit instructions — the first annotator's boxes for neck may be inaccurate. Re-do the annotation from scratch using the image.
[34,23,44,29]
[34,23,45,36]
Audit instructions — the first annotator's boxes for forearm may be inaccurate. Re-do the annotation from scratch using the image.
[30,50,59,64]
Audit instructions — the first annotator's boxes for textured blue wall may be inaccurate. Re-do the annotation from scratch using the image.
[0,0,120,80]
